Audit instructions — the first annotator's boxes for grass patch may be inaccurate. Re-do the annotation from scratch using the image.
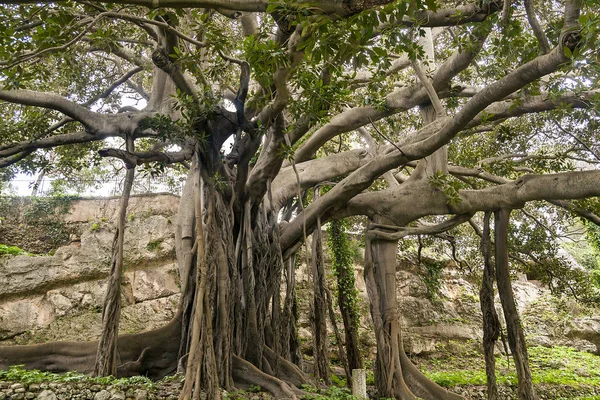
[0,244,30,256]
[422,346,600,388]
[300,385,358,399]
[146,239,163,251]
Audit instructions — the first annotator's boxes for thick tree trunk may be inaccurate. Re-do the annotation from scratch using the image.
[365,227,465,400]
[94,137,136,377]
[240,201,263,368]
[176,168,199,374]
[180,157,221,400]
[494,209,538,400]
[365,235,416,399]
[480,211,500,400]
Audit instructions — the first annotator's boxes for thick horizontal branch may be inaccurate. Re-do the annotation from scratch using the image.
[0,90,100,128]
[0,131,109,157]
[98,147,194,167]
[0,89,155,151]
[346,170,600,225]
[441,166,600,226]
[0,0,395,15]
[466,90,599,128]
[270,148,371,210]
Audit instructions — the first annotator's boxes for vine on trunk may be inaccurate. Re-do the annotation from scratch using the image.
[327,219,363,376]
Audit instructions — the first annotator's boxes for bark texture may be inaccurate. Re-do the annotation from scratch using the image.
[480,212,500,400]
[495,209,538,400]
[94,137,136,377]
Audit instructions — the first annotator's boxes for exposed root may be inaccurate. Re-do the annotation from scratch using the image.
[400,351,464,400]
[262,346,310,388]
[232,355,299,400]
[0,315,181,380]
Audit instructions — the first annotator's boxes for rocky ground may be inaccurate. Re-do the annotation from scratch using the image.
[0,376,598,400]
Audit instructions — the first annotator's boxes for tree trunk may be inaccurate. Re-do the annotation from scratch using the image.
[94,136,136,377]
[365,225,465,400]
[480,211,500,400]
[494,209,538,400]
[180,156,221,400]
[310,189,330,384]
[365,234,416,399]
[281,253,302,366]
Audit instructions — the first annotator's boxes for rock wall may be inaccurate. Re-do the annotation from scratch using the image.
[0,195,181,344]
[296,250,600,358]
[1,194,598,357]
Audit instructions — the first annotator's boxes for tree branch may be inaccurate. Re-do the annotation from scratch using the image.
[0,150,35,168]
[98,147,194,166]
[366,213,474,240]
[524,0,551,54]
[293,23,491,163]
[0,131,111,158]
[0,90,101,129]
[0,0,398,16]
[345,170,600,226]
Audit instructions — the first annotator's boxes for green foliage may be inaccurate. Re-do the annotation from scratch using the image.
[327,219,361,331]
[300,385,357,400]
[423,346,600,388]
[329,373,347,387]
[146,239,163,251]
[22,195,74,222]
[0,365,155,389]
[418,258,445,300]
[90,222,100,232]
[428,172,462,207]
[0,244,30,256]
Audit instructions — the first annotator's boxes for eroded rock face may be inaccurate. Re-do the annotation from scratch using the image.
[394,262,599,355]
[0,195,180,343]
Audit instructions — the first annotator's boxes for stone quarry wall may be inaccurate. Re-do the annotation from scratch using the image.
[0,194,598,357]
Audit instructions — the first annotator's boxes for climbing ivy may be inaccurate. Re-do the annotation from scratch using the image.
[0,195,76,253]
[419,258,445,301]
[327,219,360,330]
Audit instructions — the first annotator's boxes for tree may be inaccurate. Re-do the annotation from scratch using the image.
[1,0,599,399]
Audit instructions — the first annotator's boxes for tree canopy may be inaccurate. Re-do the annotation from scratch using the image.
[1,0,600,399]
